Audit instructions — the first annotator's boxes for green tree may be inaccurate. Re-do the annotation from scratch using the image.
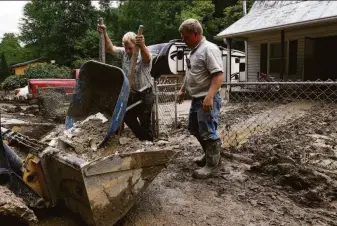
[179,0,224,42]
[0,53,10,83]
[22,43,40,61]
[212,0,238,17]
[114,0,189,45]
[20,0,98,66]
[222,0,255,30]
[0,33,25,65]
[220,0,255,50]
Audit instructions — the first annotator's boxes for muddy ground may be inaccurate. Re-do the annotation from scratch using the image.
[2,100,337,225]
[116,102,337,226]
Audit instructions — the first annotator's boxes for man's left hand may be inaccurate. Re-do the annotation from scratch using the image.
[202,95,213,112]
[135,35,145,48]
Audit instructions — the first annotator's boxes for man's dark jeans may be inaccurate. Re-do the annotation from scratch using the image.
[124,88,154,141]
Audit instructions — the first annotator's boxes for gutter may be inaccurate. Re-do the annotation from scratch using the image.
[214,16,337,40]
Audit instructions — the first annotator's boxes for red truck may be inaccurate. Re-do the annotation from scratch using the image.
[27,69,80,99]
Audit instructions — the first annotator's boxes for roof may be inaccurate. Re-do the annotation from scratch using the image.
[9,58,42,68]
[216,1,337,39]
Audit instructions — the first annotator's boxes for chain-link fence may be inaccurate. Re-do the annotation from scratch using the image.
[37,86,74,121]
[153,77,182,137]
[220,81,337,170]
[34,80,182,138]
[217,80,337,208]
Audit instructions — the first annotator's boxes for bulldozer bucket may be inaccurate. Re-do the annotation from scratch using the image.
[37,60,178,225]
[41,147,176,226]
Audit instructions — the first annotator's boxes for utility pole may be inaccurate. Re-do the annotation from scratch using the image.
[243,0,247,16]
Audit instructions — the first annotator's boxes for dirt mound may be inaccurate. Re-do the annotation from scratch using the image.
[237,104,337,208]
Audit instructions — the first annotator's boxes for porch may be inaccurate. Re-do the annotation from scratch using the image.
[224,21,337,84]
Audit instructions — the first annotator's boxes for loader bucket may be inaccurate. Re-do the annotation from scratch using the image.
[41,147,176,226]
[66,60,129,145]
[39,60,178,225]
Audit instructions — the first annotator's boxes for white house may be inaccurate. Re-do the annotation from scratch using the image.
[216,1,337,82]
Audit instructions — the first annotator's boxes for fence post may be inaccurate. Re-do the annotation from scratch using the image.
[154,79,160,138]
[174,76,178,129]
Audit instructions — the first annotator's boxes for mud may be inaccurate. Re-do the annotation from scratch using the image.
[55,114,180,161]
[238,104,337,209]
[0,185,38,226]
[219,101,279,128]
[59,118,111,158]
[3,100,337,226]
[115,102,337,226]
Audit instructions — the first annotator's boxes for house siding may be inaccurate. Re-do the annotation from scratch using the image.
[247,42,260,81]
[12,62,41,75]
[246,22,337,81]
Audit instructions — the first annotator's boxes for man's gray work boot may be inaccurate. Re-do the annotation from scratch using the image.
[193,140,206,167]
[193,139,221,179]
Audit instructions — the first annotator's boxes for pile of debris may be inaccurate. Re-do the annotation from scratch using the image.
[43,112,181,161]
[0,185,38,226]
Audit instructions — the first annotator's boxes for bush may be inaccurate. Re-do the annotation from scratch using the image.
[2,75,28,90]
[71,58,91,69]
[24,63,72,79]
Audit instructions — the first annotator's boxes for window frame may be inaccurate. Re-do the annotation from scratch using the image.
[267,42,289,75]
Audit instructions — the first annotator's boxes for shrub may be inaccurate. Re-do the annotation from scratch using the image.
[2,75,28,90]
[24,63,72,79]
[71,58,91,69]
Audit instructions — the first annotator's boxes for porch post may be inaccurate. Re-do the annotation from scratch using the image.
[280,30,285,80]
[226,38,232,90]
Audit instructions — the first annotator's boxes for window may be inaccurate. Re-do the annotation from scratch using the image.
[269,43,287,73]
[260,40,298,75]
[240,62,245,72]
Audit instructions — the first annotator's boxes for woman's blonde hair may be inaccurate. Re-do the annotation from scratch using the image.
[122,32,136,46]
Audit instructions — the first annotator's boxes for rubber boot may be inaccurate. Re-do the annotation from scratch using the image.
[193,140,206,167]
[193,139,221,179]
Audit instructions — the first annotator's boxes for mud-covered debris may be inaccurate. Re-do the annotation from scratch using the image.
[157,140,170,145]
[250,199,258,207]
[22,106,39,115]
[239,104,337,208]
[0,185,38,225]
[119,137,132,145]
[59,112,111,154]
[5,105,22,113]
